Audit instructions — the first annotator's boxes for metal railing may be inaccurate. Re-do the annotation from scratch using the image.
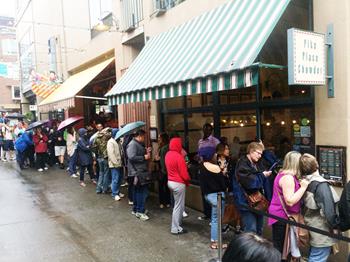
[154,0,186,11]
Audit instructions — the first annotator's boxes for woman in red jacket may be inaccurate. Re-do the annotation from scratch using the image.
[33,127,48,172]
[165,137,191,235]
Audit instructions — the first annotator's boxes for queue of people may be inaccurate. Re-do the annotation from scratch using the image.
[2,116,348,262]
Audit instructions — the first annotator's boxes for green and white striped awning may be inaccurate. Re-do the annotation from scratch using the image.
[106,0,290,105]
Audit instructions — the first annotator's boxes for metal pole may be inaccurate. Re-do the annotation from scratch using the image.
[217,192,223,262]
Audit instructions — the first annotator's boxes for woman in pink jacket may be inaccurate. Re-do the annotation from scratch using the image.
[165,137,190,235]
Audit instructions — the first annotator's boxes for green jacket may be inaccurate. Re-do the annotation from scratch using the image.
[92,128,112,159]
[159,144,169,175]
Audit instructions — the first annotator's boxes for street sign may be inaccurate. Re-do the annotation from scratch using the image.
[288,28,326,85]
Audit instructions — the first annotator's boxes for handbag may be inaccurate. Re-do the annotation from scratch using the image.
[222,195,241,227]
[244,190,269,212]
[278,191,309,248]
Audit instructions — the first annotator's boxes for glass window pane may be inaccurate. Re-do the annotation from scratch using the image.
[220,86,256,104]
[162,113,185,140]
[220,110,257,158]
[261,107,314,159]
[187,112,213,153]
[260,68,312,101]
[161,96,183,110]
[187,93,213,108]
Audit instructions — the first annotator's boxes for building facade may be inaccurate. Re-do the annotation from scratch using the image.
[108,0,349,259]
[0,16,20,113]
[15,0,118,122]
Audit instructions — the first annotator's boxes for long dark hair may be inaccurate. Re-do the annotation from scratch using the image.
[222,233,281,262]
[159,132,169,148]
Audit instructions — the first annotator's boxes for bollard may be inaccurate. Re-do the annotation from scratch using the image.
[217,192,223,262]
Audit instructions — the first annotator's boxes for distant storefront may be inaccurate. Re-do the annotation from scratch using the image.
[38,56,117,127]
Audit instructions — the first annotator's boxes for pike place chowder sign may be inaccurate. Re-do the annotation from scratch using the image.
[288,28,326,85]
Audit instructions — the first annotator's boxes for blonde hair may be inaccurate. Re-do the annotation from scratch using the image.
[247,142,264,154]
[282,151,302,178]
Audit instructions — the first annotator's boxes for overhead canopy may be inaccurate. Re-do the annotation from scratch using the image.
[106,0,290,105]
[38,58,114,112]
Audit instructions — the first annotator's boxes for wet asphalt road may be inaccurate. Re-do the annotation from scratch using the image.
[0,162,234,262]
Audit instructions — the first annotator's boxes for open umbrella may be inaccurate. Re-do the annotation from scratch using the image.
[115,121,145,140]
[7,113,25,119]
[26,120,49,131]
[57,116,84,131]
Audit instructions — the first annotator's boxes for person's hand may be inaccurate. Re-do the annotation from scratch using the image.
[146,147,152,153]
[300,179,310,189]
[144,153,151,160]
[263,171,272,177]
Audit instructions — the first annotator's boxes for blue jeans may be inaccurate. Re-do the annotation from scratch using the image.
[96,158,110,193]
[240,210,264,235]
[111,167,122,197]
[68,150,78,175]
[308,246,331,262]
[205,192,225,242]
[16,150,25,169]
[133,184,148,213]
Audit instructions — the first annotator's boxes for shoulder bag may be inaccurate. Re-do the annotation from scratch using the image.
[278,190,309,249]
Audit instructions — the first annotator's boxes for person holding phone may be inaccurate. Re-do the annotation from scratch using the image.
[235,142,272,235]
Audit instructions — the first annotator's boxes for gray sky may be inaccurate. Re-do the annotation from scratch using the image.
[0,0,15,17]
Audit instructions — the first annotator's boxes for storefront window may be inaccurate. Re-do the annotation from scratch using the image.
[260,68,312,101]
[220,110,256,157]
[188,93,213,108]
[163,113,185,140]
[161,96,183,111]
[261,107,314,159]
[187,112,213,154]
[220,87,256,104]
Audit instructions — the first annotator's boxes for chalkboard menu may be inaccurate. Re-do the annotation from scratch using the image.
[317,146,346,186]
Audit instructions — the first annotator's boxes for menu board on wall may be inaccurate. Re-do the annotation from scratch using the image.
[317,146,346,186]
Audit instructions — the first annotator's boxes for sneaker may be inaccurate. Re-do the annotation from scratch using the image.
[114,195,121,201]
[44,167,48,170]
[137,213,150,221]
[160,204,165,209]
[2,159,7,162]
[131,211,136,215]
[171,229,188,235]
[120,182,128,187]
[182,211,189,218]
[80,182,86,187]
[70,174,78,178]
[66,167,70,171]
[38,168,44,172]
[128,201,133,205]
[119,193,125,198]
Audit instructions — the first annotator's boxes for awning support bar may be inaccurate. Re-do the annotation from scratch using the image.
[75,95,107,101]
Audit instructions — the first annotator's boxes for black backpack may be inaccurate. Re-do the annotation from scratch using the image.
[339,181,350,231]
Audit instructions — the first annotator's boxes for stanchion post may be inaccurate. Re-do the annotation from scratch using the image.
[217,192,223,262]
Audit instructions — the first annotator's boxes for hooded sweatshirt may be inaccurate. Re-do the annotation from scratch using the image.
[77,128,93,166]
[165,138,190,186]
